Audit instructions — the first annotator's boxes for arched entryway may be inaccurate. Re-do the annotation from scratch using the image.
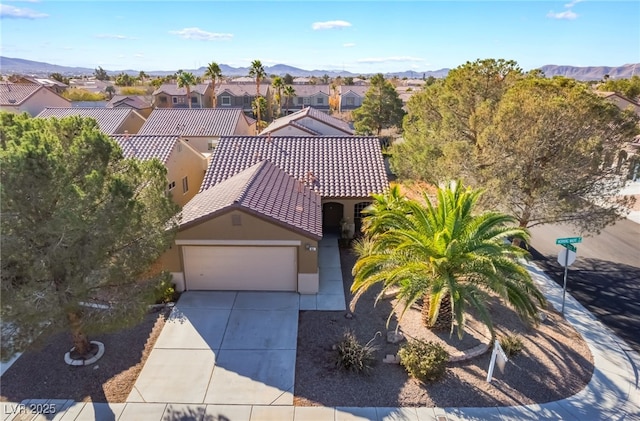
[322,202,344,233]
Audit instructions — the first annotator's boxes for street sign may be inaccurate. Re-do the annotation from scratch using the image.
[556,237,582,245]
[562,243,577,253]
[558,249,577,267]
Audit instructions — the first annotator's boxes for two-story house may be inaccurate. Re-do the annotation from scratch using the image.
[152,84,213,109]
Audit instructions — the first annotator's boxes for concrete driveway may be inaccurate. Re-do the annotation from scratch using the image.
[127,291,299,405]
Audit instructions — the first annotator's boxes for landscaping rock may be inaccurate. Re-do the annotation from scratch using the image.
[387,331,405,344]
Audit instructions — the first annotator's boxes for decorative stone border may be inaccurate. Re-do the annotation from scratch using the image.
[447,324,493,362]
[64,341,105,366]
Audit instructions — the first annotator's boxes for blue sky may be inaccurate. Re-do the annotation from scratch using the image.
[1,0,638,74]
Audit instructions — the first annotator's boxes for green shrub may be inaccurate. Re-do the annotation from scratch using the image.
[154,276,178,304]
[120,87,150,95]
[62,88,106,101]
[499,334,523,357]
[334,329,377,374]
[398,339,448,381]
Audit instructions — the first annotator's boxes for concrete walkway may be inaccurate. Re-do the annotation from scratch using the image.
[299,233,347,311]
[1,262,638,420]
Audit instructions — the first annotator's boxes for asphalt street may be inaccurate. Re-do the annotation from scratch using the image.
[528,218,640,353]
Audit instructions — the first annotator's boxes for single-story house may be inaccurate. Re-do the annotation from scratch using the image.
[152,83,213,109]
[111,134,208,207]
[1,83,71,116]
[106,95,153,118]
[260,106,354,136]
[11,76,68,94]
[137,108,254,156]
[37,107,146,134]
[68,78,113,94]
[160,160,321,292]
[159,135,387,293]
[596,91,640,117]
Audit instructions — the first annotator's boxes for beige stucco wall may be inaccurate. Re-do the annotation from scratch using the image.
[157,209,319,276]
[2,88,71,116]
[298,116,350,135]
[166,141,207,207]
[115,112,146,134]
[269,125,311,136]
[234,115,253,135]
[180,136,215,154]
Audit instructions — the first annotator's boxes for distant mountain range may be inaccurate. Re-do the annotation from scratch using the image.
[1,56,637,81]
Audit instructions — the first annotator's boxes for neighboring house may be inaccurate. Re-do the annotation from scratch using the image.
[215,83,272,117]
[260,106,354,136]
[106,95,153,118]
[68,78,112,94]
[396,86,421,107]
[596,91,640,117]
[37,107,146,135]
[111,134,207,207]
[137,108,254,156]
[159,160,322,293]
[0,82,71,116]
[12,76,68,94]
[286,84,331,113]
[158,135,387,293]
[339,85,369,112]
[230,76,271,84]
[152,83,213,109]
[292,77,313,84]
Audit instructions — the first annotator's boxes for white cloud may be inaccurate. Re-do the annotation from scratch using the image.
[169,27,233,41]
[134,53,144,58]
[564,0,583,8]
[343,43,356,48]
[312,20,352,30]
[357,56,425,64]
[547,10,578,20]
[0,4,47,19]
[95,34,136,40]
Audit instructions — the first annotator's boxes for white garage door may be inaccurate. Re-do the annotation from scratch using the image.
[183,246,297,291]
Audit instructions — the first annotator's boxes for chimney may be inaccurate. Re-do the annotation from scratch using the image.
[266,132,272,143]
[124,130,130,139]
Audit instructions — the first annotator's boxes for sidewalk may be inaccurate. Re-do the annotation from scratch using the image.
[1,262,638,420]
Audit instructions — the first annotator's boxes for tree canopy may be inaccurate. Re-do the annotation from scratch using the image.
[204,62,223,107]
[392,59,639,232]
[0,112,179,359]
[352,73,405,136]
[93,66,109,81]
[176,71,197,109]
[597,75,640,101]
[351,182,545,338]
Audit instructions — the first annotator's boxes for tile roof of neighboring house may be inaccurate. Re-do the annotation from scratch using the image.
[152,83,210,96]
[339,85,369,97]
[36,107,140,134]
[0,82,45,105]
[216,83,270,97]
[182,160,322,238]
[230,76,271,84]
[110,134,179,164]
[260,106,353,135]
[138,108,248,136]
[288,84,330,97]
[106,95,151,109]
[201,136,388,198]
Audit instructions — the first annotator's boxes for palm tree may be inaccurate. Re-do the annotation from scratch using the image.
[272,76,285,117]
[204,62,222,108]
[283,85,296,115]
[176,70,197,109]
[350,181,546,339]
[248,60,266,133]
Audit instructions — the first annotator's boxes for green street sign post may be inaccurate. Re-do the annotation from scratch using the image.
[556,237,582,245]
[556,237,582,314]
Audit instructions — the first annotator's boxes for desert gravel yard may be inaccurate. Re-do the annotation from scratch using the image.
[294,247,594,407]
[0,248,593,408]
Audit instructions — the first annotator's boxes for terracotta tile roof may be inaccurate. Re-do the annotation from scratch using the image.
[216,83,270,97]
[201,136,388,198]
[36,107,139,134]
[152,83,210,96]
[260,106,352,136]
[0,82,42,105]
[182,160,322,238]
[107,95,151,109]
[111,134,179,164]
[138,108,247,136]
